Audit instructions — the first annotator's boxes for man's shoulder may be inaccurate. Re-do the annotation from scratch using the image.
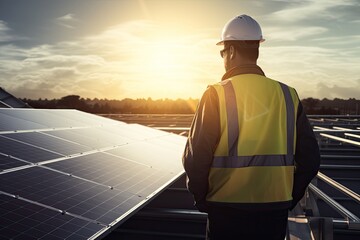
[210,79,232,88]
[203,84,219,97]
[258,76,298,94]
[276,80,298,96]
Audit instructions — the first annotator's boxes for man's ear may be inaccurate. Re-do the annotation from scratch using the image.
[229,45,236,60]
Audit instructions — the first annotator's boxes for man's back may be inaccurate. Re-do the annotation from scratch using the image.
[207,73,298,207]
[182,14,320,239]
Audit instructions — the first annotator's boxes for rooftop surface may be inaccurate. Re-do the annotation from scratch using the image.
[0,111,359,239]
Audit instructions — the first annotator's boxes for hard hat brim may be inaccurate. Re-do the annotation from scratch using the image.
[216,38,265,46]
[216,41,224,46]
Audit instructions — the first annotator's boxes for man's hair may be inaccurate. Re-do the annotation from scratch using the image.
[225,40,259,62]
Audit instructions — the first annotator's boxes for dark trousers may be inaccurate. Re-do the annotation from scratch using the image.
[206,206,288,240]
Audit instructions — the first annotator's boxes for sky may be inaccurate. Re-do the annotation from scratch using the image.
[0,0,359,100]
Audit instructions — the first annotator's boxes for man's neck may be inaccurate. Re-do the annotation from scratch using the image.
[222,64,265,80]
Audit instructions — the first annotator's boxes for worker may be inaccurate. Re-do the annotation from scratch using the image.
[182,14,320,240]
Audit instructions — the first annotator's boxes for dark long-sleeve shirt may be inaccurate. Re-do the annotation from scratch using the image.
[182,65,320,211]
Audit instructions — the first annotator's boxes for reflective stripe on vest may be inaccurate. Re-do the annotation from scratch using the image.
[212,154,293,168]
[223,81,239,157]
[279,82,295,165]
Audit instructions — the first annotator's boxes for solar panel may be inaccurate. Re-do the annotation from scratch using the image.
[2,132,92,156]
[0,109,186,239]
[0,154,28,171]
[0,135,63,163]
[0,167,143,224]
[45,152,162,191]
[0,87,29,108]
[0,193,106,240]
[46,129,120,149]
[0,111,46,131]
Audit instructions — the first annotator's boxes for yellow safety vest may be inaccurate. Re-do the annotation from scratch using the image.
[206,74,299,204]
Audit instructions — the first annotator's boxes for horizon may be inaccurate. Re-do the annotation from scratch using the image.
[0,0,359,100]
[19,94,360,116]
[18,92,360,102]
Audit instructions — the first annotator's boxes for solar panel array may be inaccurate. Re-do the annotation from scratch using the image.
[0,109,186,239]
[0,87,29,108]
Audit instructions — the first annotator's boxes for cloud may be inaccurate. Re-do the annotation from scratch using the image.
[0,17,358,101]
[0,20,222,100]
[311,35,360,47]
[265,26,328,41]
[55,13,78,29]
[0,20,14,42]
[269,0,358,22]
[316,81,360,99]
[259,45,360,99]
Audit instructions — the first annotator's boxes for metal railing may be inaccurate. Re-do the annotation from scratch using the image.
[306,171,360,232]
[320,133,360,147]
[308,184,359,223]
[317,172,360,205]
[345,133,360,139]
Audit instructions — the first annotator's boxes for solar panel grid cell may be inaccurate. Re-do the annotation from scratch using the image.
[0,154,27,171]
[45,153,151,189]
[156,134,188,146]
[0,136,63,163]
[46,129,112,149]
[0,167,146,225]
[103,123,168,141]
[46,110,119,127]
[0,112,46,131]
[2,132,93,156]
[147,137,185,151]
[0,194,105,240]
[42,151,180,205]
[106,141,183,172]
[46,127,129,149]
[0,109,84,129]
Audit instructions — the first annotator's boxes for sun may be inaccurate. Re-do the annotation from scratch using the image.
[109,22,220,99]
[144,42,185,78]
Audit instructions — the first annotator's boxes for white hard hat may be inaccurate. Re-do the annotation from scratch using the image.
[216,14,265,45]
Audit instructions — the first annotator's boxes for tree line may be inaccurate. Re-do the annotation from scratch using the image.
[22,95,198,114]
[301,97,359,115]
[22,95,360,115]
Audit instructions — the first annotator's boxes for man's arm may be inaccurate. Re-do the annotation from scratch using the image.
[291,101,321,209]
[182,86,220,212]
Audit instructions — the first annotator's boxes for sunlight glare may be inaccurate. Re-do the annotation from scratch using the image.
[146,43,179,75]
